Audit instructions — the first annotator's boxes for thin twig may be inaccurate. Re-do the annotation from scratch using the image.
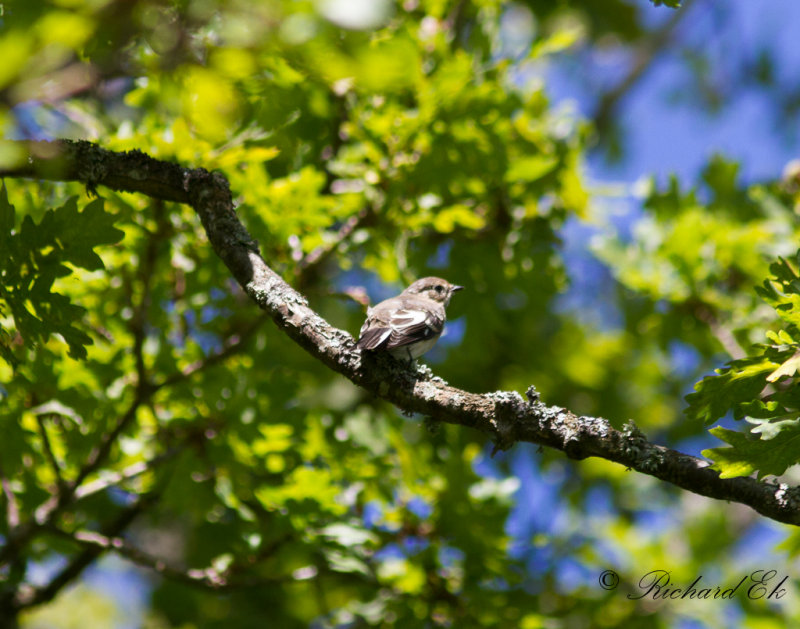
[593,0,696,135]
[43,526,286,591]
[295,206,372,285]
[68,209,170,492]
[130,199,167,390]
[69,391,148,495]
[0,465,19,531]
[0,387,151,572]
[2,296,240,570]
[154,318,264,391]
[34,415,66,495]
[321,92,348,195]
[74,447,182,501]
[445,0,469,52]
[5,140,800,528]
[13,491,160,611]
[1,197,176,571]
[693,301,746,360]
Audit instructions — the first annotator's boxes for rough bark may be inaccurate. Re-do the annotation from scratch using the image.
[3,139,800,527]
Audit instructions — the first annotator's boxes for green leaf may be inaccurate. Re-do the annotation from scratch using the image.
[0,183,14,246]
[505,155,558,183]
[755,256,800,329]
[685,357,777,424]
[703,422,800,479]
[0,193,123,363]
[738,399,782,419]
[748,416,800,440]
[323,549,372,577]
[531,29,581,58]
[321,523,378,547]
[767,349,800,382]
[55,197,125,270]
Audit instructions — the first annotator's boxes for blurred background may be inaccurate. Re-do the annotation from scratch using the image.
[3,0,800,627]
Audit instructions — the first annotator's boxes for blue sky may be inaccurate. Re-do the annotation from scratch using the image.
[33,2,800,625]
[552,0,800,377]
[505,2,800,615]
[554,1,800,184]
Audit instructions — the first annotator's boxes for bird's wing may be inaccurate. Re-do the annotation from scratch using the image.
[355,323,393,350]
[384,308,443,349]
[356,305,393,350]
[356,298,445,351]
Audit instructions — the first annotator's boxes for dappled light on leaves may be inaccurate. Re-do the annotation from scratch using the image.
[3,0,800,627]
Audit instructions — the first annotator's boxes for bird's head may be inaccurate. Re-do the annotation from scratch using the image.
[403,276,463,305]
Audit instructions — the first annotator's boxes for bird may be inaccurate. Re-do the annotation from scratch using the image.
[356,277,463,362]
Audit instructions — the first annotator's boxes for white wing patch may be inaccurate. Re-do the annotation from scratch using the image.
[389,308,429,331]
[357,302,444,358]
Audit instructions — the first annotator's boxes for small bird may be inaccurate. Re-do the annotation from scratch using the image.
[356,277,463,362]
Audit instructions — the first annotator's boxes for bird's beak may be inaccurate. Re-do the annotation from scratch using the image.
[451,285,464,292]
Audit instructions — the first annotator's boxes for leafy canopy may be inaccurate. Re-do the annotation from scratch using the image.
[3,0,800,627]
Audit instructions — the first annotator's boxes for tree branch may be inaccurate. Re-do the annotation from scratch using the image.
[11,491,159,612]
[0,470,19,539]
[69,388,149,494]
[34,415,66,496]
[592,0,696,136]
[0,390,148,570]
[0,225,246,571]
[294,205,372,286]
[128,198,166,390]
[691,299,747,360]
[4,139,800,526]
[43,526,285,591]
[153,317,264,391]
[73,447,182,501]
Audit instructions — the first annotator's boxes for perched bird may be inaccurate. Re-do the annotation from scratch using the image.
[356,277,463,362]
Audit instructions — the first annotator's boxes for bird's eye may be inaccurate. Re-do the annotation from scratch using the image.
[434,285,444,293]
